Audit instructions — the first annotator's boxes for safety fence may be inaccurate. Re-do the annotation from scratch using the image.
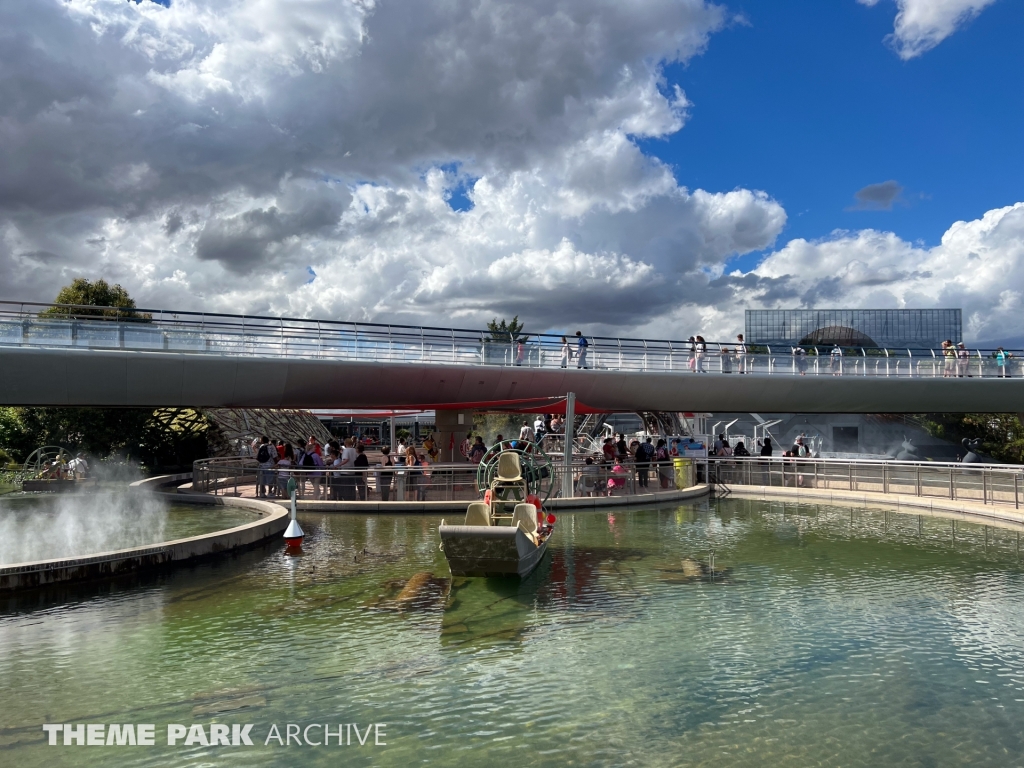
[192,456,706,502]
[708,457,1024,509]
[2,301,1021,378]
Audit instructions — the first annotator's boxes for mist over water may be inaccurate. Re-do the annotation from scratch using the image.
[0,493,168,565]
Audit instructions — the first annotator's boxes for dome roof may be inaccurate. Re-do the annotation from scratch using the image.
[799,325,877,348]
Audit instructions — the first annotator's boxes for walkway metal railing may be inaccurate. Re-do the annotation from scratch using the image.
[192,456,706,502]
[2,300,1020,378]
[708,457,1024,509]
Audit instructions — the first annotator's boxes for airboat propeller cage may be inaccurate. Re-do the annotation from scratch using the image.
[475,439,555,505]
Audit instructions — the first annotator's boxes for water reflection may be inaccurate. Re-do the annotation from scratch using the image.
[3,499,1024,768]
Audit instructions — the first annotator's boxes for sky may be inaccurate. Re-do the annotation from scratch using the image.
[0,0,1022,343]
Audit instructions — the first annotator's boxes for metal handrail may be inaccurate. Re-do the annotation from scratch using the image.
[707,456,1024,510]
[192,455,707,501]
[1,300,1020,379]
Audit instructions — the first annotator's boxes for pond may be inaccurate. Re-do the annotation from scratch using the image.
[1,498,1023,766]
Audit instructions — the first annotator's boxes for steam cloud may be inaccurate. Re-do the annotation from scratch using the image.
[0,493,168,565]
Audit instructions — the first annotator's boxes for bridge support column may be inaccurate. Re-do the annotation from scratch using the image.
[563,392,576,498]
[435,408,475,462]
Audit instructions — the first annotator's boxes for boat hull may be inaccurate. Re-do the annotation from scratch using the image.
[439,524,551,578]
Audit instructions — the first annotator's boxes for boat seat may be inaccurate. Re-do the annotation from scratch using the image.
[465,502,491,526]
[511,503,538,535]
[495,452,523,483]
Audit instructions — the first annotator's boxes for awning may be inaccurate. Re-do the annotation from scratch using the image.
[384,397,607,415]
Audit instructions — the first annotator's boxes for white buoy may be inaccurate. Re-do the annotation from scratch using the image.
[284,481,304,547]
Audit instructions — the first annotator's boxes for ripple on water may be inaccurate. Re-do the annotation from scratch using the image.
[3,499,1024,766]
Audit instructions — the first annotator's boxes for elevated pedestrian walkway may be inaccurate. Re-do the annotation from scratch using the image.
[2,301,1022,412]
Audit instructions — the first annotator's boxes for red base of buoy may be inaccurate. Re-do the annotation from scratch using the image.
[284,536,304,547]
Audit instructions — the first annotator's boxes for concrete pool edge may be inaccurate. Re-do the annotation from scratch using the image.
[0,479,289,592]
[724,485,1024,530]
[175,481,710,512]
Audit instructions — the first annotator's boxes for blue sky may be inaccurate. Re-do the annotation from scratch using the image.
[5,0,1024,344]
[645,0,1024,272]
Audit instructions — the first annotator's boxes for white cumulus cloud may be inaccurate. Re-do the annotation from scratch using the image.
[859,0,999,59]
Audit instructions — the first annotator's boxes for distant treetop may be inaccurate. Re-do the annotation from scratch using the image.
[43,278,149,321]
[486,316,529,343]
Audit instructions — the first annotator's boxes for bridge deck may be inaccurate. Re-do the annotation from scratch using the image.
[0,302,1021,412]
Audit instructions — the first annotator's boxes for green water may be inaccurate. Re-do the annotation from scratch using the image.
[2,499,1024,766]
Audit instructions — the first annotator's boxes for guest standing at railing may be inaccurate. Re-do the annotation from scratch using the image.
[575,331,590,369]
[276,444,294,498]
[378,446,394,501]
[602,436,616,464]
[327,446,341,500]
[560,337,573,368]
[655,439,671,488]
[957,342,969,377]
[759,437,774,457]
[794,346,808,375]
[337,438,357,501]
[469,436,486,463]
[942,340,956,377]
[254,436,276,499]
[830,344,843,376]
[405,446,428,501]
[635,437,655,488]
[736,334,747,374]
[354,444,369,501]
[695,336,707,372]
[996,347,1011,377]
[308,446,325,500]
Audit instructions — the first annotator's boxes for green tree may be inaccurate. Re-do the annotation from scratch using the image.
[920,413,1024,464]
[485,316,529,343]
[42,277,149,320]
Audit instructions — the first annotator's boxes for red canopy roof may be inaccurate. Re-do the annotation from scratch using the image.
[390,397,607,415]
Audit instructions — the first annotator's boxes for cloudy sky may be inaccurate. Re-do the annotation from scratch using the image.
[1,0,1021,342]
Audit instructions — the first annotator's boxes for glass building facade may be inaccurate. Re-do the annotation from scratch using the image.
[745,309,962,350]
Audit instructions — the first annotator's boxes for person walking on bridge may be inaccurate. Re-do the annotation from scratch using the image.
[942,340,956,377]
[736,334,747,373]
[830,344,843,376]
[957,342,970,377]
[693,336,707,372]
[996,347,1011,377]
[559,336,573,368]
[575,331,590,369]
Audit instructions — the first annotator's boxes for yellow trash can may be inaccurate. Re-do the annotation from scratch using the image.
[673,458,694,489]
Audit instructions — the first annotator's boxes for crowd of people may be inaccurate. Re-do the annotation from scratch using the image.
[250,434,437,502]
[573,433,706,497]
[34,452,89,480]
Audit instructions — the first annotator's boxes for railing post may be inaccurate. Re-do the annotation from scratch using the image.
[982,471,987,504]
[1016,473,1020,510]
[916,466,921,496]
[949,468,954,500]
[562,392,576,498]
[849,462,853,491]
[883,462,887,495]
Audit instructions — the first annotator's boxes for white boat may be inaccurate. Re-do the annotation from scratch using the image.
[439,449,554,578]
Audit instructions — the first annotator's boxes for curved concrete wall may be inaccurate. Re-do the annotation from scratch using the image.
[3,346,1024,412]
[725,485,1024,531]
[0,488,289,592]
